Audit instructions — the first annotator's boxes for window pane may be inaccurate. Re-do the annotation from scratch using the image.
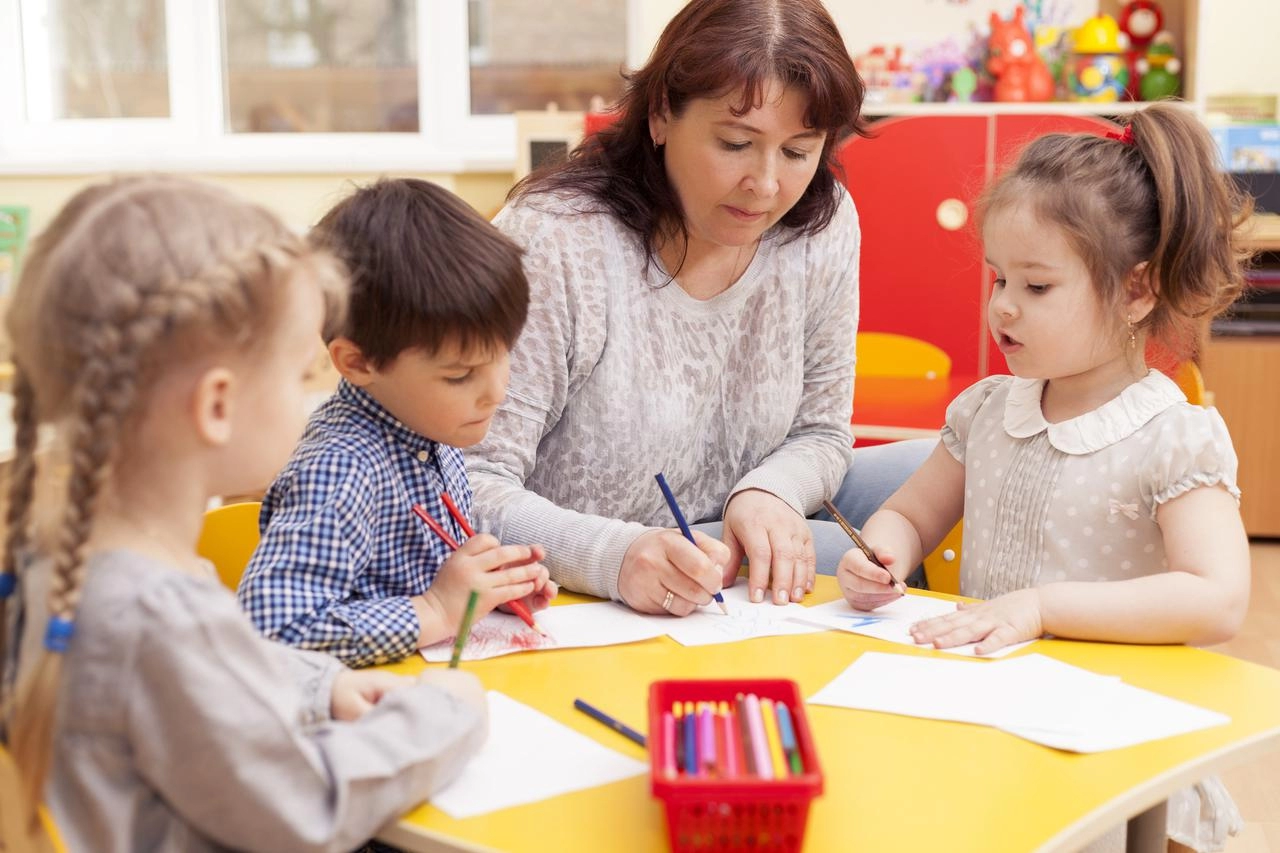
[222,0,417,133]
[22,0,170,119]
[469,0,627,115]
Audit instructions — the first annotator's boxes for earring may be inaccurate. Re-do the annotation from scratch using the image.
[1127,315,1137,350]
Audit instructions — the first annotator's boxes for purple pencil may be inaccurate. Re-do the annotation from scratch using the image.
[699,703,717,775]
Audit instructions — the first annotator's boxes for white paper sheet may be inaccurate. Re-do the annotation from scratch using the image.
[663,584,826,646]
[794,594,1033,658]
[430,692,649,819]
[421,602,666,662]
[808,652,1229,753]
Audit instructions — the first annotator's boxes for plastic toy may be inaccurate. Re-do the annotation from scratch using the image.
[1119,0,1163,99]
[987,7,1055,102]
[1066,14,1129,102]
[1137,31,1182,100]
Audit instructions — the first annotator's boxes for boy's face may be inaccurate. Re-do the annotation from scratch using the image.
[363,339,510,448]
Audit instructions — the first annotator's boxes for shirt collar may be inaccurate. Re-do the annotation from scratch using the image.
[1003,369,1185,454]
[336,379,440,459]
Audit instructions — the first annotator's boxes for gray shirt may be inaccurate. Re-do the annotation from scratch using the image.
[14,550,485,852]
[469,189,860,600]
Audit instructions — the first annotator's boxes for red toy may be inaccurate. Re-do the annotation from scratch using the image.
[1118,0,1164,99]
[987,7,1055,102]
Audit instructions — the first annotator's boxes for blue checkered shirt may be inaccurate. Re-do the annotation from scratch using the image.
[237,380,472,666]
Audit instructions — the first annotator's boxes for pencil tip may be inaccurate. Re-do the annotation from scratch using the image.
[717,601,730,615]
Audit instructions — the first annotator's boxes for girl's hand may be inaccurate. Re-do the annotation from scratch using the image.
[909,588,1045,655]
[723,489,815,605]
[330,670,413,721]
[423,534,548,628]
[836,543,904,611]
[617,528,729,616]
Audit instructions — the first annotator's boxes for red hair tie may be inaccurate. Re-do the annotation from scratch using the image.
[1106,125,1136,146]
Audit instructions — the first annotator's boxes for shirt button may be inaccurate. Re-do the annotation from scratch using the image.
[416,450,429,463]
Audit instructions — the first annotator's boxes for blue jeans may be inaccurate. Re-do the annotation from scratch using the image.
[691,438,935,581]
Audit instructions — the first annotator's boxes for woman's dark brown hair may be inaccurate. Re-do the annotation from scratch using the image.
[512,0,867,270]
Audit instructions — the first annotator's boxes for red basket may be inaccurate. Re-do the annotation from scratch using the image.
[649,679,823,853]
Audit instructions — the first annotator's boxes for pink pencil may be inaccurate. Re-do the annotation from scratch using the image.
[661,712,676,778]
[699,703,717,775]
[744,693,773,779]
[719,701,738,778]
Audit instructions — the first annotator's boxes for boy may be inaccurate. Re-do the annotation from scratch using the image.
[238,179,554,666]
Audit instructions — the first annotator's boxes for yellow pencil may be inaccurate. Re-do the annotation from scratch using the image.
[760,697,788,778]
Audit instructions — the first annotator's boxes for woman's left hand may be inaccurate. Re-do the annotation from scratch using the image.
[908,588,1044,655]
[722,489,815,605]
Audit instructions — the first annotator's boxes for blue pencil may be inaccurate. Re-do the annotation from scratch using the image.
[573,698,646,747]
[775,701,804,775]
[654,472,729,615]
[683,701,697,775]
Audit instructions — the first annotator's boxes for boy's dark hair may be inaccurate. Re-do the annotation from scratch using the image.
[312,178,528,367]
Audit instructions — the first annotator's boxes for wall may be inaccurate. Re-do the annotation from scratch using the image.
[2,0,1277,238]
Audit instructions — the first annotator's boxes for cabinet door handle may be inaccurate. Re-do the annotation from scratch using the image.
[936,198,969,231]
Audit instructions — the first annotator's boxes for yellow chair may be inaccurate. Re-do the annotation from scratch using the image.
[855,332,952,380]
[922,522,963,595]
[0,745,67,853]
[196,501,263,591]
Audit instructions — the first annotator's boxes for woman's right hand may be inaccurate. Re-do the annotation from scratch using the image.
[618,529,730,616]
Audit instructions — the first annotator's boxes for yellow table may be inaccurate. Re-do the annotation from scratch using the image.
[375,580,1280,853]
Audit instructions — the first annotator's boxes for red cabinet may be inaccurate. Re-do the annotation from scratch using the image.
[836,112,1117,377]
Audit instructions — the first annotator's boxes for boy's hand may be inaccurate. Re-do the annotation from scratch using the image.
[498,560,558,616]
[330,670,413,721]
[908,588,1044,655]
[836,543,904,611]
[419,534,547,633]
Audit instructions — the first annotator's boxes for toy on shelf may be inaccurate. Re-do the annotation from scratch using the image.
[1136,31,1181,101]
[986,7,1055,102]
[1066,14,1129,103]
[855,45,926,105]
[1118,0,1163,100]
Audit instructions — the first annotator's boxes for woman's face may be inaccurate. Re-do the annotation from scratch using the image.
[650,78,824,254]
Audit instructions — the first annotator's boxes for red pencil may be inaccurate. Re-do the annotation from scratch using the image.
[411,502,548,637]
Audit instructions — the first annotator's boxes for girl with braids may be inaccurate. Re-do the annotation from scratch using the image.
[837,103,1251,851]
[0,176,487,852]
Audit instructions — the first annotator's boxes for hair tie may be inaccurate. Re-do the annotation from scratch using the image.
[1106,125,1136,146]
[0,573,14,598]
[43,615,76,653]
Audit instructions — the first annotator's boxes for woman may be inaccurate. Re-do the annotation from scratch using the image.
[468,0,931,615]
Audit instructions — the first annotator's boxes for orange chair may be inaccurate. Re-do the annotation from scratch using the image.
[195,501,263,591]
[1172,361,1206,406]
[855,332,952,380]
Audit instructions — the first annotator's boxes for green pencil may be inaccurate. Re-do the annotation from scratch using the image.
[449,590,481,669]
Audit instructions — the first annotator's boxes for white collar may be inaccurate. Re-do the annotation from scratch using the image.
[1003,369,1186,454]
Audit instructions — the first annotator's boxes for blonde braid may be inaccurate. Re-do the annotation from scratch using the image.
[0,372,39,711]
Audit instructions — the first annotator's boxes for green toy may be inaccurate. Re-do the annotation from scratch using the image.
[1137,31,1181,101]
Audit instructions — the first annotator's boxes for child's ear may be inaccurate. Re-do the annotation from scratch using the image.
[1125,261,1158,323]
[328,337,377,387]
[192,367,236,446]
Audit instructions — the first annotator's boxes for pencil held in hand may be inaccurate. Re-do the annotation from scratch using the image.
[449,589,480,668]
[412,503,549,637]
[821,499,906,594]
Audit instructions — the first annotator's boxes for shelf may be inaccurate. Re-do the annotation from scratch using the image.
[1241,214,1280,253]
[863,101,1194,118]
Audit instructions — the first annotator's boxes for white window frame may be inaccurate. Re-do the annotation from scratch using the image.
[0,0,635,175]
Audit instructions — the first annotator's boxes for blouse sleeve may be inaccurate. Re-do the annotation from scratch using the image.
[940,376,1010,463]
[127,578,486,853]
[1140,405,1241,517]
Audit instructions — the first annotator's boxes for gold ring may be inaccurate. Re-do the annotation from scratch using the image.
[661,589,675,612]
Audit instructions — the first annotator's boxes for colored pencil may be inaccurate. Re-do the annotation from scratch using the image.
[574,698,647,747]
[683,701,698,776]
[735,693,757,776]
[412,502,549,637]
[760,697,788,778]
[744,693,772,779]
[673,702,685,773]
[719,701,737,778]
[654,473,729,614]
[699,702,717,774]
[448,589,480,668]
[661,712,677,778]
[775,701,804,775]
[821,498,907,594]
